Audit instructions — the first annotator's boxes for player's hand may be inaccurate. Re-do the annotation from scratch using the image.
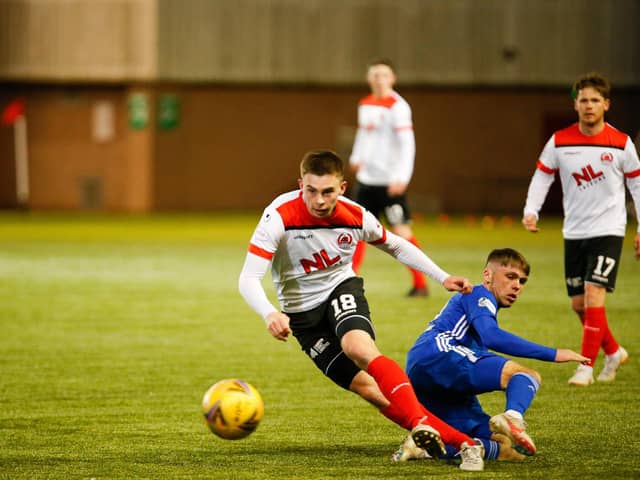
[634,233,640,260]
[387,182,407,197]
[266,311,292,342]
[443,276,473,294]
[522,214,539,233]
[554,348,589,364]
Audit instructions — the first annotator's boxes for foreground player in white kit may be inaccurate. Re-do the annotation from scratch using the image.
[349,58,429,297]
[522,72,640,386]
[239,150,484,471]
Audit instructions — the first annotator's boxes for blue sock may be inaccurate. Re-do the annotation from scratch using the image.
[441,445,457,459]
[478,438,499,460]
[505,372,539,416]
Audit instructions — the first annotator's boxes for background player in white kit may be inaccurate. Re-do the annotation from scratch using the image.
[522,72,640,386]
[239,150,485,471]
[349,58,429,297]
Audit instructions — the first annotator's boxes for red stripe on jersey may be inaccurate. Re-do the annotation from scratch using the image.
[625,169,640,179]
[248,243,274,260]
[395,125,413,131]
[554,123,628,149]
[369,227,387,245]
[276,193,364,229]
[359,94,397,109]
[536,160,557,174]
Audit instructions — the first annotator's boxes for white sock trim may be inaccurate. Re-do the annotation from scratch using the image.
[505,409,523,421]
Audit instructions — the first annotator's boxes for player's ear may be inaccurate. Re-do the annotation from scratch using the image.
[482,267,492,285]
[603,98,610,112]
[298,178,303,190]
[339,180,347,195]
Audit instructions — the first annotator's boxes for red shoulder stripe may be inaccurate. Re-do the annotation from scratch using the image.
[276,194,313,227]
[276,194,364,229]
[359,94,397,109]
[536,160,557,174]
[555,123,628,149]
[369,228,387,245]
[625,169,640,179]
[554,124,584,145]
[248,243,274,260]
[332,199,364,226]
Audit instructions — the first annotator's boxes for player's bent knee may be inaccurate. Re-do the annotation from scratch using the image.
[340,330,380,368]
[516,368,541,386]
[502,361,541,387]
[571,303,584,316]
[530,370,542,385]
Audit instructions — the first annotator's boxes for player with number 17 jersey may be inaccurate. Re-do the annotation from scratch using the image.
[526,123,640,239]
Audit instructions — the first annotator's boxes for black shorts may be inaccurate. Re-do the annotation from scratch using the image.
[286,277,374,390]
[354,183,412,226]
[564,236,624,296]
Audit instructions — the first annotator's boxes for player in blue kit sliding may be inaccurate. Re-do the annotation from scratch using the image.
[392,248,588,462]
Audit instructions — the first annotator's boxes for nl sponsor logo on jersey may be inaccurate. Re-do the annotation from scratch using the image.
[300,250,341,273]
[298,233,353,274]
[572,164,605,189]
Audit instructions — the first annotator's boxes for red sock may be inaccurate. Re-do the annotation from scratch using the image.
[600,320,619,356]
[369,355,472,448]
[417,404,472,449]
[380,402,412,430]
[368,356,423,428]
[352,241,366,274]
[380,402,471,449]
[407,236,426,289]
[576,309,618,355]
[582,307,606,366]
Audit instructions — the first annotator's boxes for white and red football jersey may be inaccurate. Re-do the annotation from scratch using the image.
[246,190,385,313]
[525,123,640,238]
[349,91,415,186]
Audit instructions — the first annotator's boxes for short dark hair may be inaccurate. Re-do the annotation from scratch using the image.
[485,248,530,276]
[300,150,344,179]
[367,57,395,72]
[572,72,611,100]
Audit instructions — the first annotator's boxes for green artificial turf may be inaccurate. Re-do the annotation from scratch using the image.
[0,212,638,479]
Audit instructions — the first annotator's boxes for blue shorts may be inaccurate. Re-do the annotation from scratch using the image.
[407,348,508,438]
[423,394,492,440]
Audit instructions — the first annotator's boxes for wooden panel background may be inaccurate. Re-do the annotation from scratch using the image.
[0,0,637,86]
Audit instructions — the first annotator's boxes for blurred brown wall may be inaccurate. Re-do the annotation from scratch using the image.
[0,85,153,211]
[1,84,639,214]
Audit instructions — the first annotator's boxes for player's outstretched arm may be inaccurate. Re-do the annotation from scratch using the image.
[554,349,589,363]
[374,230,449,284]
